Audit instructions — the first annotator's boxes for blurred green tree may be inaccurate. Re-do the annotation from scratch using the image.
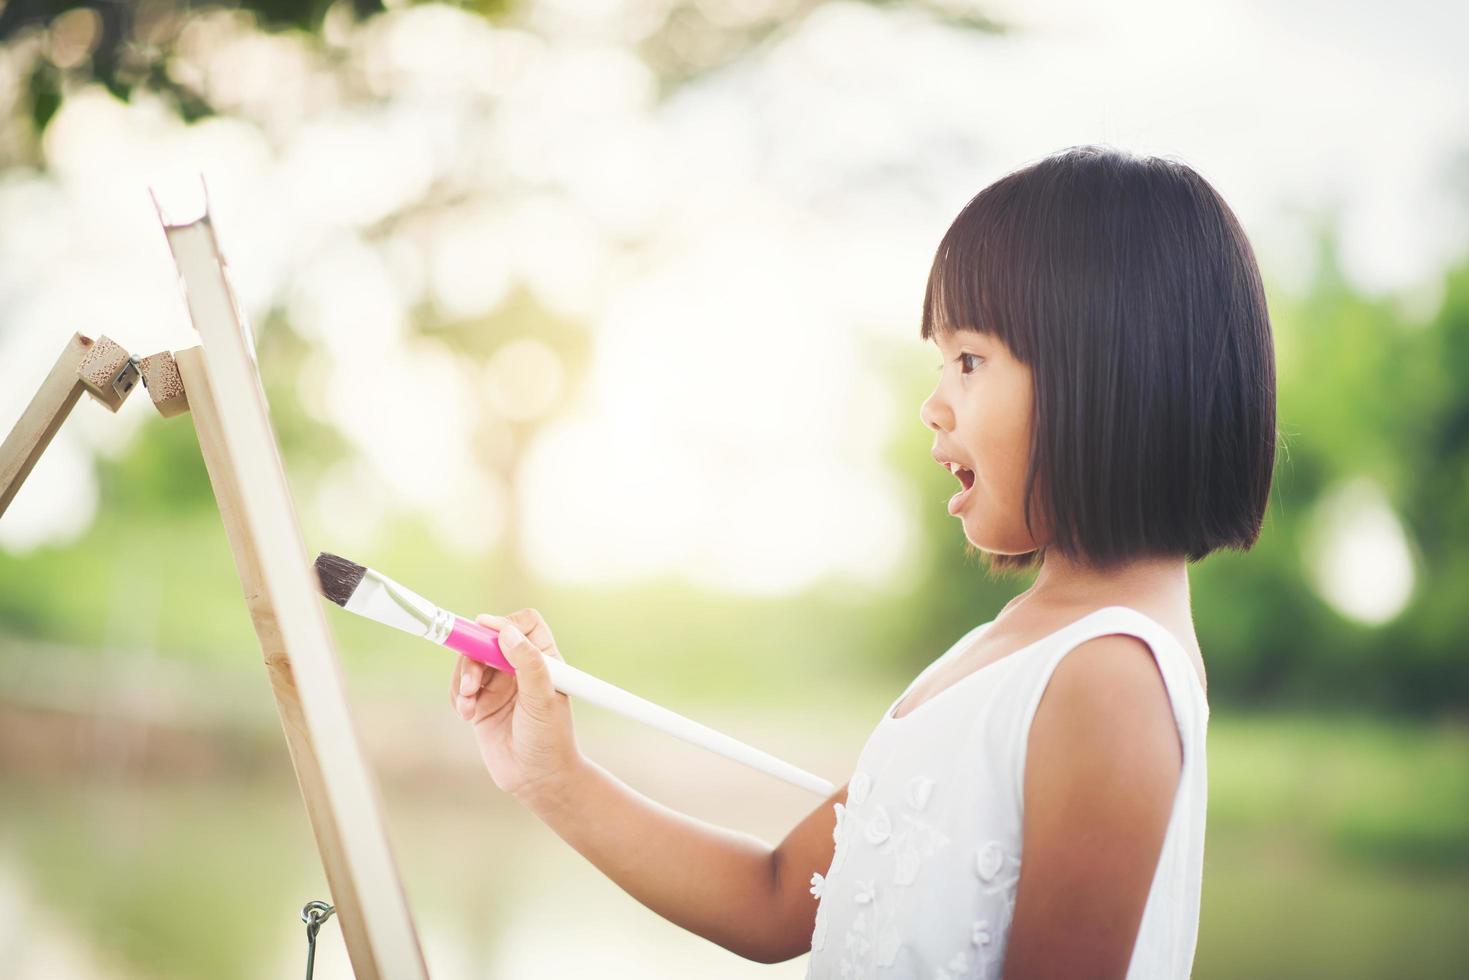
[0,0,1462,718]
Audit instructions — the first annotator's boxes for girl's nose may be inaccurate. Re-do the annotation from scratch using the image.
[920,388,951,432]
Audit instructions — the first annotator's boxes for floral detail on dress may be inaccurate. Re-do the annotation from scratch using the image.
[875,924,902,967]
[864,804,892,845]
[975,840,1005,882]
[830,802,852,875]
[906,775,935,811]
[838,917,869,979]
[849,770,872,807]
[894,840,921,886]
[834,872,904,977]
[892,811,952,886]
[811,722,1032,978]
[933,949,972,979]
[843,910,872,960]
[930,897,1017,980]
[811,894,829,952]
[964,881,1023,976]
[988,885,1022,969]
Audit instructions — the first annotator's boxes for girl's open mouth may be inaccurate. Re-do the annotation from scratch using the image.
[947,464,975,516]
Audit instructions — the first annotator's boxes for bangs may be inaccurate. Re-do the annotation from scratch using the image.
[918,180,1035,362]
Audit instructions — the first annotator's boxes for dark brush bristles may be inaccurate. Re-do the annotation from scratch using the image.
[314,552,366,607]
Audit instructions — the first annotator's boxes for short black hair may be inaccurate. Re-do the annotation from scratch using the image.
[921,144,1278,574]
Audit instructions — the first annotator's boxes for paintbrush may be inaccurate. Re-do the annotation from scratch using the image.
[313,552,836,798]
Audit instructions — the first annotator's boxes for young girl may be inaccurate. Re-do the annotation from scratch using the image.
[450,144,1276,978]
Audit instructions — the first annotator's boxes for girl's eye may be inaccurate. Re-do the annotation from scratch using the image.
[936,353,984,373]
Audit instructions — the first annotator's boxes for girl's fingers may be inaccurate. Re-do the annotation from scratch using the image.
[459,658,483,696]
[479,611,554,661]
[456,613,563,724]
[449,658,465,711]
[452,655,487,721]
[496,623,556,708]
[508,608,555,652]
[480,610,562,661]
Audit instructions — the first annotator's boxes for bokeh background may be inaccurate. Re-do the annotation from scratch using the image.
[1,0,1466,977]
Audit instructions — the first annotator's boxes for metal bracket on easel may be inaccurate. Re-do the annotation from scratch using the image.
[301,899,337,980]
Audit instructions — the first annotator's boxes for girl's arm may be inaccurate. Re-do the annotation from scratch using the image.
[1002,634,1183,978]
[520,758,848,963]
[451,607,844,963]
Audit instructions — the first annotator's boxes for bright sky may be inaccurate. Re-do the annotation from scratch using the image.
[0,0,1462,620]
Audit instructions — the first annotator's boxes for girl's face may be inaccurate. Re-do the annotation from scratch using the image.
[920,329,1046,554]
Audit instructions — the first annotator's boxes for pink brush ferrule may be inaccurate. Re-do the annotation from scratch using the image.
[445,616,514,673]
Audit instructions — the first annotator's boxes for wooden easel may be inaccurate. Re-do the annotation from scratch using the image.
[0,333,145,514]
[0,199,428,977]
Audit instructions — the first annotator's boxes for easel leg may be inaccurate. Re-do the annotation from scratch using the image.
[176,346,425,980]
[1,333,91,517]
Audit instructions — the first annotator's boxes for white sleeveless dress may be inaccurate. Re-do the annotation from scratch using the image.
[804,604,1209,979]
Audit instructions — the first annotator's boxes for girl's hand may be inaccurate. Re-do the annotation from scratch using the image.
[449,608,583,804]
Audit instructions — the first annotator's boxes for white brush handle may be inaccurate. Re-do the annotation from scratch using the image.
[542,657,835,798]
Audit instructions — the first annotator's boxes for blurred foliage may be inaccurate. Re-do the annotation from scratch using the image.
[2,224,1466,717]
[0,0,1464,722]
[0,0,512,139]
[0,0,1000,149]
[633,0,1009,95]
